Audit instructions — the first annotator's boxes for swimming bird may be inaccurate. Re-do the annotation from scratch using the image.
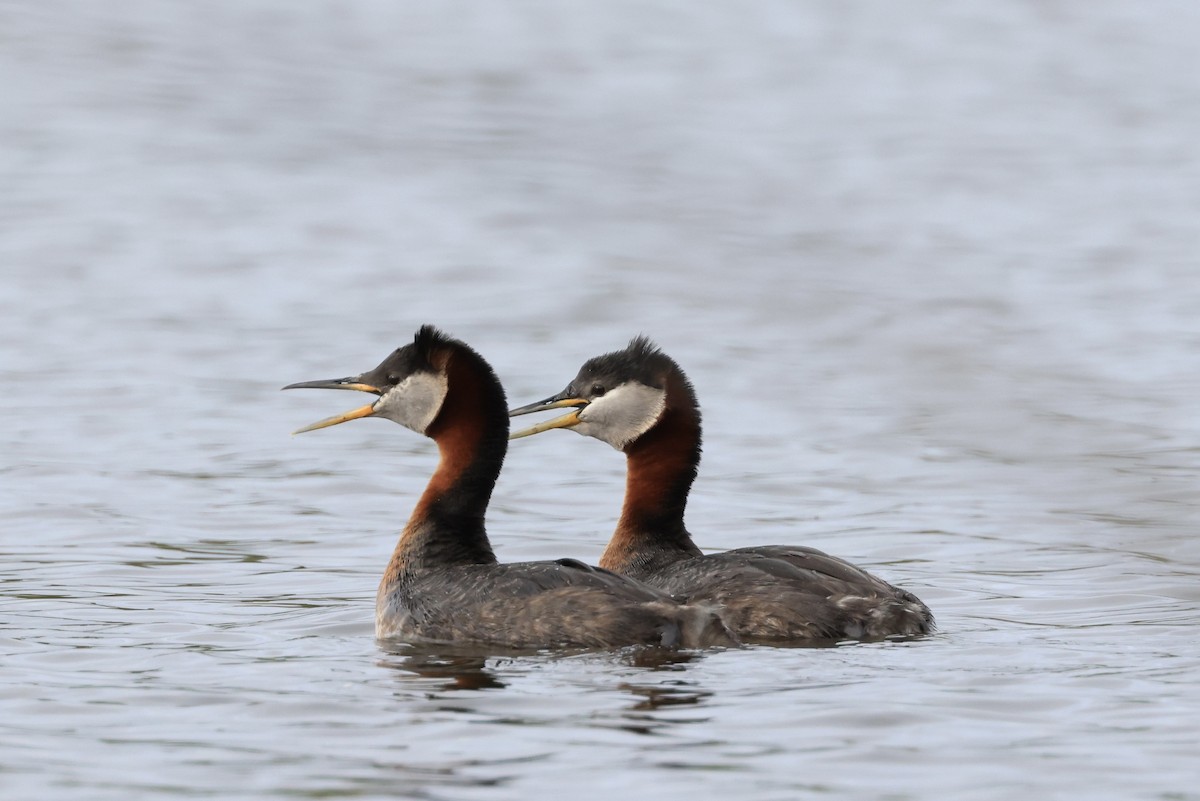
[508,336,934,643]
[283,326,737,650]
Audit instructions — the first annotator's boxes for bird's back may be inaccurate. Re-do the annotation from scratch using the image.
[635,546,934,643]
[377,559,737,649]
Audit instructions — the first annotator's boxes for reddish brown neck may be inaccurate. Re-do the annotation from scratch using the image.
[385,349,504,577]
[600,390,703,576]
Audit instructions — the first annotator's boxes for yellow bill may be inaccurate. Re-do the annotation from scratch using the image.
[292,403,377,435]
[509,409,582,440]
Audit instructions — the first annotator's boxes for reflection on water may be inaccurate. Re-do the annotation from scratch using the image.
[619,682,712,712]
[378,642,720,748]
[378,642,708,693]
[380,643,513,691]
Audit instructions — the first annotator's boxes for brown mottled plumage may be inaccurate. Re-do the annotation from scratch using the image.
[509,336,934,644]
[283,326,737,650]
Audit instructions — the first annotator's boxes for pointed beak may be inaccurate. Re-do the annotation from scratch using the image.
[282,376,384,435]
[290,403,378,434]
[507,394,589,440]
[281,377,383,394]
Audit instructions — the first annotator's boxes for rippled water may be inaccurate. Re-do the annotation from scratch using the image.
[3,2,1198,799]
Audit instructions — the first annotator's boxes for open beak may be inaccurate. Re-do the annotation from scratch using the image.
[282,376,383,435]
[507,393,589,440]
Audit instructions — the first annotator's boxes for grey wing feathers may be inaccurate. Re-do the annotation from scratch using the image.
[642,547,933,641]
[388,561,737,649]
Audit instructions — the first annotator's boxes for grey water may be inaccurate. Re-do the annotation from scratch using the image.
[2,2,1198,799]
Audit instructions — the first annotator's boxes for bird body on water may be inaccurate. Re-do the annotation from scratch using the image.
[509,336,934,643]
[284,326,736,650]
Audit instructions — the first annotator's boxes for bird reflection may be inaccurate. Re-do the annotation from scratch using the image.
[378,641,514,691]
[621,646,701,671]
[376,642,717,718]
[619,682,713,712]
[611,678,715,736]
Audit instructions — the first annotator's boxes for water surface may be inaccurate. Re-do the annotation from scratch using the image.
[2,2,1198,799]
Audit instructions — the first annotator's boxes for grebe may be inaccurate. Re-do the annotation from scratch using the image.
[508,336,934,643]
[283,326,736,650]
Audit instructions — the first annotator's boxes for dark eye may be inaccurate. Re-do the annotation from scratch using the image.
[387,374,401,385]
[590,384,606,397]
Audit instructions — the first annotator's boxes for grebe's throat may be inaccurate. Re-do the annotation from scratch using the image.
[387,345,508,574]
[602,394,703,573]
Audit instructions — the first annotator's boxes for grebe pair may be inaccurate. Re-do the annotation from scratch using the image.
[285,327,932,649]
[285,326,734,649]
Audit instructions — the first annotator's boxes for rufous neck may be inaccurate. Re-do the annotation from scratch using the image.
[388,350,506,573]
[600,404,703,574]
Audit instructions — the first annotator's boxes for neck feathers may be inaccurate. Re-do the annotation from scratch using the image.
[601,370,703,574]
[387,344,506,575]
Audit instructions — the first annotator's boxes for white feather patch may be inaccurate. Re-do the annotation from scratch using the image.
[372,372,449,434]
[574,382,666,450]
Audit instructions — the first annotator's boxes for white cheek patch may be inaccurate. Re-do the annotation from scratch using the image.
[372,372,448,434]
[575,383,666,450]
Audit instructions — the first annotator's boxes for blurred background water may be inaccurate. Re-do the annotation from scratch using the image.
[2,1,1198,799]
